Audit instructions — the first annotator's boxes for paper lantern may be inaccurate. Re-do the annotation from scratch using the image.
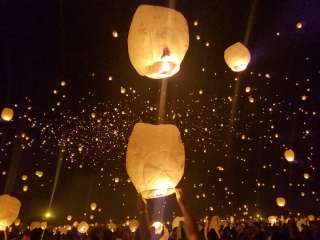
[308,215,315,221]
[90,202,97,211]
[172,216,184,229]
[40,221,47,230]
[303,173,310,180]
[0,194,21,231]
[128,219,139,233]
[67,215,72,221]
[276,197,286,207]
[126,123,185,199]
[21,175,28,181]
[268,216,277,225]
[152,221,163,235]
[77,221,89,233]
[30,221,41,230]
[284,149,294,162]
[73,221,79,227]
[128,5,189,79]
[22,185,28,192]
[1,107,14,122]
[107,222,117,232]
[224,42,251,72]
[14,219,21,226]
[35,171,43,178]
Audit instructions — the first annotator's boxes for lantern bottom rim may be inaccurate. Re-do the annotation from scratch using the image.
[141,187,176,199]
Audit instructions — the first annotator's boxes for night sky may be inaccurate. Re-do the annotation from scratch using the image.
[1,0,320,225]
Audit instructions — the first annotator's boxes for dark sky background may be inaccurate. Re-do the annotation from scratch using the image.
[1,0,320,225]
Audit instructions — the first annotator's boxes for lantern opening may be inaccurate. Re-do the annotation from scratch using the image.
[146,54,180,79]
[141,179,175,199]
[233,59,249,72]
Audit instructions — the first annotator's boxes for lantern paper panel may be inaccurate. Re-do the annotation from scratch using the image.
[284,149,294,162]
[224,42,251,72]
[126,123,185,199]
[128,5,189,79]
[0,194,21,231]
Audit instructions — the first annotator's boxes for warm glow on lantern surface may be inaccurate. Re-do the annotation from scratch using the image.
[284,149,294,162]
[224,42,251,72]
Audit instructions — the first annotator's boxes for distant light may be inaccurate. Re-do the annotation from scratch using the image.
[193,20,198,26]
[296,22,303,29]
[45,211,52,219]
[60,81,66,87]
[196,35,200,40]
[112,30,119,38]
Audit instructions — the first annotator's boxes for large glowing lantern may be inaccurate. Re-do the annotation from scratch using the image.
[284,149,294,162]
[224,42,251,72]
[126,123,185,199]
[90,202,97,211]
[172,216,184,229]
[276,197,286,207]
[0,195,21,231]
[128,5,189,79]
[128,219,139,233]
[77,221,89,233]
[1,107,14,122]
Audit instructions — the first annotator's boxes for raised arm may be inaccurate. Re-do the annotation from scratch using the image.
[176,188,199,240]
[137,193,151,240]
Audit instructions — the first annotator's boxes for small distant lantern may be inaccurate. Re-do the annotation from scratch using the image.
[67,215,72,221]
[245,86,251,93]
[22,185,28,192]
[284,149,294,162]
[268,216,277,225]
[296,22,303,29]
[35,171,44,178]
[14,219,21,226]
[73,221,79,228]
[77,221,89,234]
[224,42,251,72]
[21,175,28,181]
[172,216,184,229]
[90,202,97,211]
[128,5,189,79]
[303,173,310,180]
[40,221,47,230]
[30,221,41,231]
[0,195,21,231]
[152,221,163,234]
[308,215,315,221]
[276,197,286,207]
[107,222,117,232]
[1,107,14,122]
[126,123,185,199]
[128,219,139,233]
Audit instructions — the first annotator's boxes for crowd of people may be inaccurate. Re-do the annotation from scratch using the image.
[1,189,319,240]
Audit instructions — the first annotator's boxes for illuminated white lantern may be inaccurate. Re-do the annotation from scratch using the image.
[30,221,41,230]
[73,221,79,228]
[67,215,72,221]
[284,149,294,162]
[21,175,28,181]
[128,5,189,79]
[152,221,163,234]
[128,219,139,233]
[90,202,97,211]
[0,194,21,231]
[304,173,310,180]
[276,197,286,207]
[1,107,14,122]
[126,123,185,199]
[224,42,251,72]
[172,216,184,229]
[77,221,89,233]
